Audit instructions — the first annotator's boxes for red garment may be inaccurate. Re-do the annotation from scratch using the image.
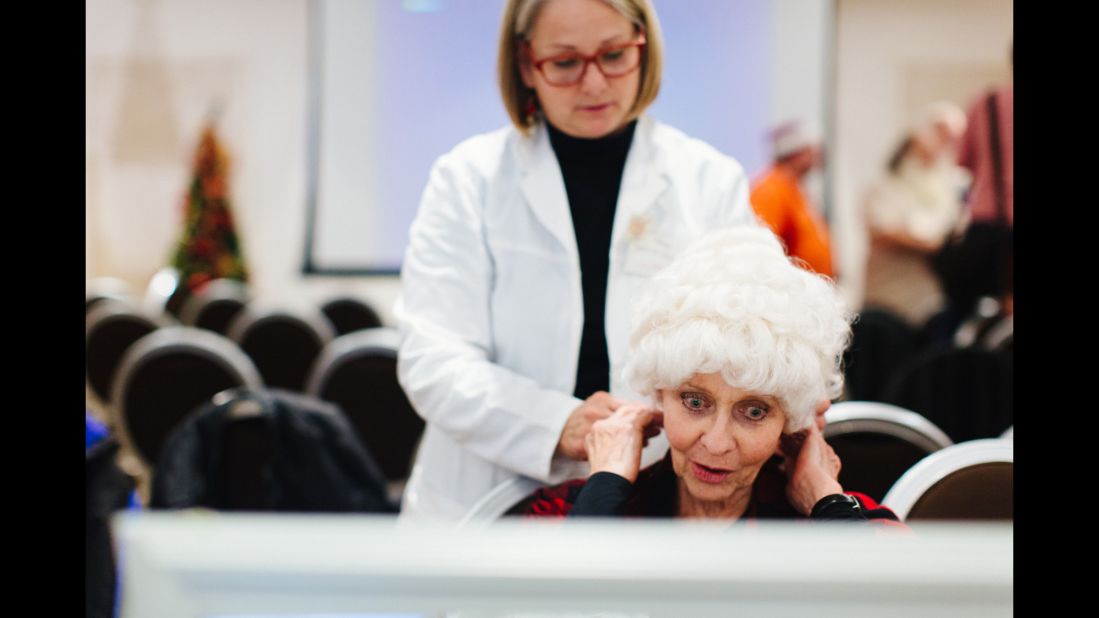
[958,85,1013,225]
[750,167,835,277]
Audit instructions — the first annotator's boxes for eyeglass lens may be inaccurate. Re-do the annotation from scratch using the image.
[541,45,641,85]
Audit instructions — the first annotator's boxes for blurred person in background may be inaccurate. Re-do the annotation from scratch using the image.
[395,0,760,521]
[930,45,1013,338]
[750,120,834,278]
[862,102,969,326]
[959,54,1013,235]
[518,227,900,525]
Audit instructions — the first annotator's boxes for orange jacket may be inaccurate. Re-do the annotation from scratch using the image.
[750,167,835,278]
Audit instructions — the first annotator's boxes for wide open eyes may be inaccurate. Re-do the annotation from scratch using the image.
[678,392,771,423]
[680,392,710,413]
[743,405,769,422]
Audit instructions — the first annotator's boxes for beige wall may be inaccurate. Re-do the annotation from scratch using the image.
[86,0,402,323]
[832,0,1013,306]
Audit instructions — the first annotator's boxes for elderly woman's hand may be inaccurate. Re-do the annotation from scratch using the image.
[784,423,844,516]
[585,404,663,484]
[556,391,623,460]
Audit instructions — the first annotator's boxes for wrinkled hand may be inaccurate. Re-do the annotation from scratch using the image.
[556,391,622,461]
[585,404,664,484]
[784,423,844,516]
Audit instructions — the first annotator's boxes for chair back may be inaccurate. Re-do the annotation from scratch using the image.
[882,439,1013,521]
[86,277,134,315]
[321,296,383,335]
[180,278,250,336]
[882,344,1013,443]
[842,308,921,402]
[86,300,168,416]
[823,401,953,503]
[228,305,335,392]
[111,327,263,469]
[306,328,424,481]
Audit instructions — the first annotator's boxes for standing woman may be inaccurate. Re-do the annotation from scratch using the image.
[396,0,758,520]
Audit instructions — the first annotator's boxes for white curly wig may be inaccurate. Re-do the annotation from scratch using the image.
[621,226,853,433]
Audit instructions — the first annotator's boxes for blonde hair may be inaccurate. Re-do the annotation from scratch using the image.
[497,0,664,136]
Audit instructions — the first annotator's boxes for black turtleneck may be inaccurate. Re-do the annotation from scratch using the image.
[546,119,637,399]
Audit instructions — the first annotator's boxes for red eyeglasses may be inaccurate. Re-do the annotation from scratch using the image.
[524,33,647,87]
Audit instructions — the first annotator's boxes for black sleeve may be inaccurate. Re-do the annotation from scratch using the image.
[568,472,634,517]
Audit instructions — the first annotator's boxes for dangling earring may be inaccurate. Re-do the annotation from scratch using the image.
[525,91,538,121]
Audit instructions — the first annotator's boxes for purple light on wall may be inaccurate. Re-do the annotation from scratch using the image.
[367,0,772,267]
[375,1,507,265]
[648,0,770,177]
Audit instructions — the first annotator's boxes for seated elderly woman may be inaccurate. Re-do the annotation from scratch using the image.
[517,226,900,523]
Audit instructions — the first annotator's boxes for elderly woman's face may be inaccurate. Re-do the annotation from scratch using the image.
[659,372,787,507]
[520,0,642,138]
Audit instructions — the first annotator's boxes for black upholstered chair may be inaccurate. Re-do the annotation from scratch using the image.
[179,278,250,336]
[882,439,1013,521]
[111,327,263,470]
[320,296,384,335]
[823,401,953,503]
[227,305,336,392]
[85,300,169,422]
[882,344,1013,443]
[843,307,922,402]
[306,328,424,483]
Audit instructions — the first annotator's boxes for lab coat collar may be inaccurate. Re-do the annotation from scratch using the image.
[610,115,669,251]
[516,116,669,259]
[518,122,579,261]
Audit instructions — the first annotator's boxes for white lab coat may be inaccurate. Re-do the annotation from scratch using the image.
[395,116,757,520]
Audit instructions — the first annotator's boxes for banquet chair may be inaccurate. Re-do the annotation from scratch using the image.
[320,296,384,335]
[111,327,263,471]
[228,304,335,392]
[823,401,953,503]
[85,300,170,422]
[306,328,425,486]
[842,307,922,402]
[882,439,1013,521]
[86,277,134,315]
[882,344,1013,443]
[179,278,250,336]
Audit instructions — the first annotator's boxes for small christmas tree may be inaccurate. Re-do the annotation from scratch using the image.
[171,122,249,294]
